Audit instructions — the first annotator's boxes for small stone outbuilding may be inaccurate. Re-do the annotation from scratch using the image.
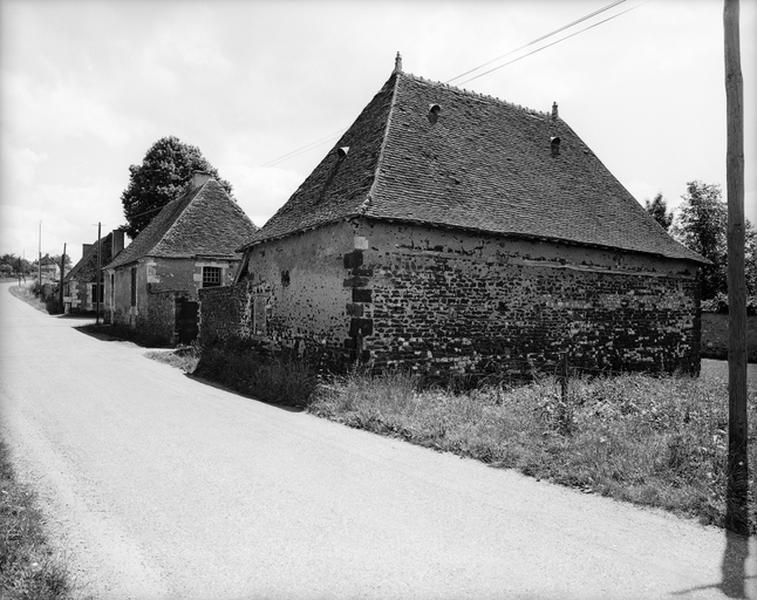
[104,172,257,345]
[64,230,124,314]
[203,60,706,378]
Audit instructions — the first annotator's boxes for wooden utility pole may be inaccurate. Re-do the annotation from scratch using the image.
[59,243,66,311]
[723,0,748,536]
[96,222,102,325]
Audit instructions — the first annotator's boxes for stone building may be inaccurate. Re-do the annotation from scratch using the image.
[64,230,124,314]
[104,172,257,345]
[202,58,706,378]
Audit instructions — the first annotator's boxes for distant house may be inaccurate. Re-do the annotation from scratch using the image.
[104,172,257,345]
[38,259,60,282]
[201,58,706,378]
[64,231,125,313]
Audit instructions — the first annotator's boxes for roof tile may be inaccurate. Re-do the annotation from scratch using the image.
[242,72,703,263]
[107,179,257,269]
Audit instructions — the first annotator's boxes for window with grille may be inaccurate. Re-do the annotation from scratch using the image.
[202,266,222,288]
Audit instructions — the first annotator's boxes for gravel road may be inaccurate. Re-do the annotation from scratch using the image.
[0,282,754,600]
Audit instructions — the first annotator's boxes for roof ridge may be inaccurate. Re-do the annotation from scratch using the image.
[361,72,401,215]
[400,71,551,118]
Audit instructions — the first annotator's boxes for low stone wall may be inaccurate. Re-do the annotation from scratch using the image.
[199,281,351,371]
[701,312,757,362]
[198,284,248,345]
[139,289,179,345]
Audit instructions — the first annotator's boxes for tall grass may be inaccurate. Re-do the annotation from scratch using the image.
[310,370,756,531]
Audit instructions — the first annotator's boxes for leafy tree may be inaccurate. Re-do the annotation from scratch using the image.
[2,254,32,275]
[121,136,233,238]
[671,181,727,299]
[644,193,673,230]
[51,254,72,270]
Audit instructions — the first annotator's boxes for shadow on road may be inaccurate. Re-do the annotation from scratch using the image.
[55,313,95,320]
[72,323,170,348]
[183,372,304,413]
[672,531,755,598]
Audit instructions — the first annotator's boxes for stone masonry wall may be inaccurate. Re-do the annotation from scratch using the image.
[353,219,701,378]
[209,218,700,378]
[140,290,179,345]
[199,284,248,346]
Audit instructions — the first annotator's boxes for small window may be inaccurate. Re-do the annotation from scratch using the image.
[202,266,222,288]
[91,283,104,303]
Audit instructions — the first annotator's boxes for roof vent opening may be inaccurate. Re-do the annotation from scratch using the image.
[337,146,350,157]
[550,136,561,157]
[428,103,441,124]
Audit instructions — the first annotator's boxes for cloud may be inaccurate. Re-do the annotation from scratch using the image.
[0,180,126,262]
[3,70,146,147]
[1,143,48,186]
[224,165,303,227]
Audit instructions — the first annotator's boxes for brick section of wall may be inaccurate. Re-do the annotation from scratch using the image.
[198,284,248,346]
[139,290,180,345]
[356,220,701,379]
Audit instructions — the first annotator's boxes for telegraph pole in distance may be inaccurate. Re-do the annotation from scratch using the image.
[96,222,102,325]
[723,0,748,536]
[59,242,66,312]
[37,220,42,285]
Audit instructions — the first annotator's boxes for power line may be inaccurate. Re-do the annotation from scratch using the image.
[457,3,643,87]
[445,0,628,84]
[259,1,641,168]
[262,127,347,167]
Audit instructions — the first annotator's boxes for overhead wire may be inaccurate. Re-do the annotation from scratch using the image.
[262,127,347,167]
[445,0,628,84]
[456,2,643,87]
[260,0,641,167]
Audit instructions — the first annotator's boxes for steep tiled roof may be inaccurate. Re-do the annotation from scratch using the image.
[242,71,703,263]
[65,232,115,283]
[106,179,257,269]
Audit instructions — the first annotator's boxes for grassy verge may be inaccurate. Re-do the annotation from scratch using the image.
[147,342,756,532]
[8,284,48,314]
[309,370,756,533]
[0,440,75,599]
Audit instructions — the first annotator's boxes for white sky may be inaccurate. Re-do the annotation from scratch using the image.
[1,0,755,263]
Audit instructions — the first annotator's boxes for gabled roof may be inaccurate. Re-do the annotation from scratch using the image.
[242,70,704,263]
[65,232,116,282]
[106,178,257,270]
